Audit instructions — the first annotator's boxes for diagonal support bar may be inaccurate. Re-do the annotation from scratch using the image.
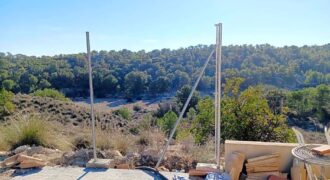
[155,49,215,169]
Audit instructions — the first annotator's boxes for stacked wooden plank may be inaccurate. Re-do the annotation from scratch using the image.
[225,152,245,180]
[246,154,280,173]
[188,163,220,177]
[290,159,307,180]
[245,154,286,180]
[312,145,330,155]
[1,154,46,169]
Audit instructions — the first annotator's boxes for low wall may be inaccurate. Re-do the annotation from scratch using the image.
[224,140,330,177]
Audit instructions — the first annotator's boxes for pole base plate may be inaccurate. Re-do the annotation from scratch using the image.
[86,158,113,168]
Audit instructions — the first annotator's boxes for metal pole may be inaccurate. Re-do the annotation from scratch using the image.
[86,32,97,160]
[155,50,215,169]
[214,29,219,167]
[215,23,222,167]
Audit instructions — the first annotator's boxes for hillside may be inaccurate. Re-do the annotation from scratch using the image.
[8,94,135,131]
[1,44,329,99]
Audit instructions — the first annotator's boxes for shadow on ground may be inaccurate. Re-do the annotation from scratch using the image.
[12,168,42,177]
[77,168,108,180]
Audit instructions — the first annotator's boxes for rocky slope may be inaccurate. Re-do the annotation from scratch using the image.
[9,94,131,130]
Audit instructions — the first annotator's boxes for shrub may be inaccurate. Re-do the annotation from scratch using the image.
[221,78,296,143]
[129,127,140,135]
[133,104,142,112]
[0,113,70,150]
[136,132,151,146]
[114,107,132,120]
[191,97,214,144]
[154,101,179,118]
[72,135,91,150]
[111,133,134,155]
[157,110,178,138]
[0,88,15,118]
[95,129,112,150]
[32,88,70,102]
[191,78,296,144]
[138,114,153,131]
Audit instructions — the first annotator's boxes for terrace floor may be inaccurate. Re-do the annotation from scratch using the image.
[11,166,188,180]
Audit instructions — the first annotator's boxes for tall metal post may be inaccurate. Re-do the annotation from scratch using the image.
[215,23,222,168]
[86,32,97,160]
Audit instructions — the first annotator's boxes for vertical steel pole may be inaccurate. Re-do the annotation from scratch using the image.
[214,28,219,166]
[86,32,97,160]
[215,23,222,168]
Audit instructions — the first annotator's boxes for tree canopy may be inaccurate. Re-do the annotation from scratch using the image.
[0,44,329,99]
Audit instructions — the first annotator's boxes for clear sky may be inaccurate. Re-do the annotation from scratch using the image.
[0,0,329,56]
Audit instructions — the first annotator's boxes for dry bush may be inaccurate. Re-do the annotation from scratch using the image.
[187,139,215,163]
[148,129,166,152]
[68,125,113,150]
[71,134,91,150]
[177,134,195,153]
[136,132,151,146]
[95,128,113,150]
[110,131,135,155]
[0,113,72,151]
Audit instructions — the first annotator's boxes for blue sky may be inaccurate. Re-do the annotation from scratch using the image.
[0,0,329,56]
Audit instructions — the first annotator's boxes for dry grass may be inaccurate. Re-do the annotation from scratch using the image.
[188,140,215,163]
[68,125,136,154]
[0,113,72,151]
[0,131,10,151]
[110,132,135,155]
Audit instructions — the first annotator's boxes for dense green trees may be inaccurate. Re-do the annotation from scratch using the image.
[124,71,149,99]
[287,84,330,123]
[0,44,329,100]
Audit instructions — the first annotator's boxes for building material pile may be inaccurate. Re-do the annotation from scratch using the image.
[188,163,221,177]
[290,159,307,180]
[245,153,287,180]
[225,151,245,180]
[1,154,46,169]
[311,145,330,155]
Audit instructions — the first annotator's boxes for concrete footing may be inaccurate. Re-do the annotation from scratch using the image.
[86,159,113,168]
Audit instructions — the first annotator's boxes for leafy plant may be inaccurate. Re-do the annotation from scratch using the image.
[221,78,296,143]
[191,78,296,144]
[157,110,178,138]
[191,97,214,144]
[114,107,132,120]
[0,88,15,118]
[32,88,70,102]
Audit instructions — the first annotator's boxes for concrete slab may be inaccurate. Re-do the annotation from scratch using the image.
[11,166,189,180]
